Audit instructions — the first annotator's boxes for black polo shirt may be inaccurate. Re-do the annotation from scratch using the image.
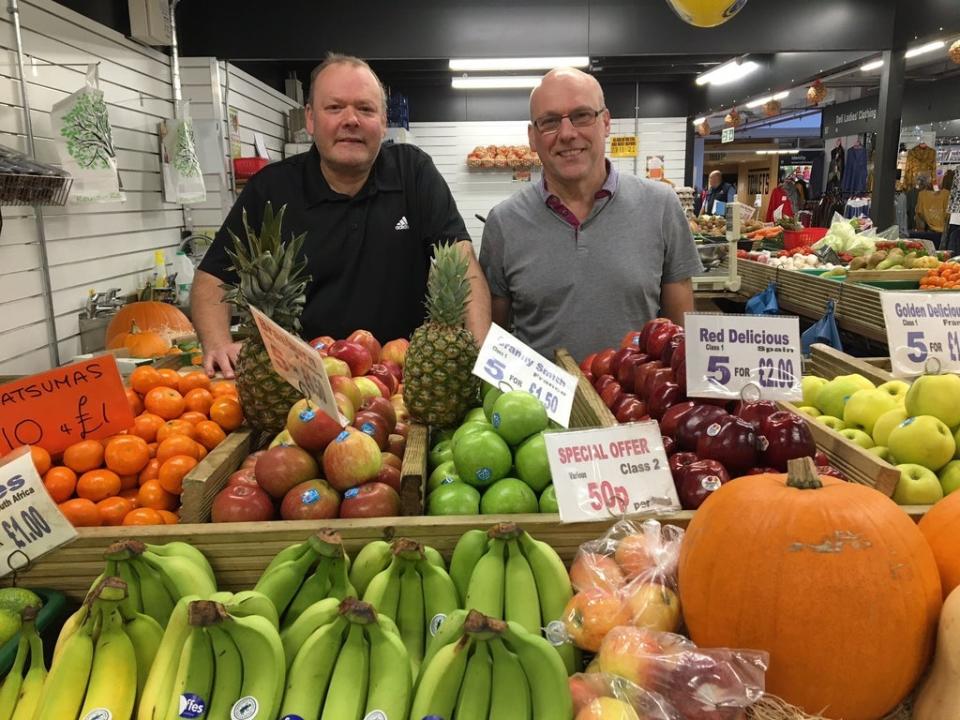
[199,143,470,343]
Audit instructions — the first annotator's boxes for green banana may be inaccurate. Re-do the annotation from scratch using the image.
[327,554,357,601]
[378,613,401,639]
[417,558,460,641]
[349,540,392,595]
[454,640,493,720]
[206,624,243,720]
[209,591,234,604]
[423,545,446,570]
[488,636,531,720]
[398,562,425,675]
[131,557,177,627]
[420,608,468,680]
[283,557,332,627]
[505,538,542,635]
[408,636,471,720]
[142,549,218,599]
[137,595,200,720]
[0,634,28,720]
[145,541,216,588]
[10,617,46,720]
[280,597,341,669]
[120,607,164,703]
[319,622,368,720]
[363,556,402,619]
[253,543,319,617]
[164,624,214,720]
[224,590,280,630]
[364,620,412,720]
[503,620,572,720]
[465,538,506,618]
[79,605,137,720]
[278,616,347,720]
[450,529,489,604]
[116,558,143,617]
[222,610,285,720]
[33,610,95,720]
[262,540,311,577]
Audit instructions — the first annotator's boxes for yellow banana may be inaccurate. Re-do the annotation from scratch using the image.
[33,611,95,720]
[221,610,285,720]
[419,608,467,686]
[397,562,425,675]
[10,617,46,720]
[131,557,177,628]
[279,597,340,669]
[53,604,89,663]
[206,624,242,720]
[164,622,214,720]
[417,558,459,642]
[423,545,446,570]
[326,554,356,601]
[223,590,279,630]
[488,636,531,720]
[79,605,137,720]
[0,634,28,720]
[120,606,164,703]
[362,557,401,618]
[137,595,200,720]
[253,544,319,618]
[261,540,311,578]
[283,557,332,628]
[141,549,217,599]
[144,541,216,588]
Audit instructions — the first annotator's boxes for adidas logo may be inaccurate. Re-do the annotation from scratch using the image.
[394,216,409,231]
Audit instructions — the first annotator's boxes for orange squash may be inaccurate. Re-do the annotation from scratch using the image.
[122,322,171,358]
[679,458,941,720]
[105,301,193,348]
[919,491,960,599]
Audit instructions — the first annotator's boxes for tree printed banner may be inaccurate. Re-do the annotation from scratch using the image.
[159,110,206,204]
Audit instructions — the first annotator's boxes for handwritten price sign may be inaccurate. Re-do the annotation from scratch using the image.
[0,355,134,456]
[881,293,960,377]
[544,423,678,522]
[0,446,76,577]
[472,323,575,427]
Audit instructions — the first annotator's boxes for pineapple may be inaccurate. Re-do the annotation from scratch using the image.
[404,243,480,427]
[221,202,310,436]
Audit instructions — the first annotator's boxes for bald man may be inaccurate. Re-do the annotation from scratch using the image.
[699,170,736,216]
[478,68,703,361]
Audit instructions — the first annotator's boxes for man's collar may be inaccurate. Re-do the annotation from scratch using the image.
[538,159,619,203]
[304,142,401,206]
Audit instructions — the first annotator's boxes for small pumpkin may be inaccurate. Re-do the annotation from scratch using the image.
[105,301,193,348]
[116,321,171,358]
[914,585,960,719]
[918,490,960,599]
[679,457,941,720]
[949,39,960,65]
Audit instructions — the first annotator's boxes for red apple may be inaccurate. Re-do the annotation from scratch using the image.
[356,375,388,400]
[286,399,343,453]
[593,375,617,395]
[309,335,336,354]
[354,410,390,451]
[212,484,275,522]
[322,428,383,491]
[255,445,321,499]
[280,479,340,520]
[322,356,351,379]
[381,338,409,367]
[646,322,681,359]
[759,411,816,471]
[674,356,687,394]
[615,398,649,424]
[670,342,686,374]
[609,348,638,377]
[367,365,398,396]
[817,464,846,480]
[746,466,780,475]
[659,401,697,440]
[340,481,400,518]
[642,367,675,401]
[611,393,639,416]
[633,360,665,398]
[347,329,382,363]
[814,450,830,466]
[591,349,617,378]
[696,415,759,475]
[662,435,676,456]
[381,452,402,471]
[381,359,403,384]
[659,332,685,365]
[361,396,397,432]
[735,400,781,429]
[391,396,410,425]
[647,381,684,420]
[241,450,265,470]
[616,353,649,388]
[675,459,730,510]
[638,318,673,354]
[334,392,356,425]
[580,352,598,374]
[387,434,406,458]
[329,340,373,377]
[668,451,700,476]
[392,421,409,439]
[329,375,362,412]
[676,405,729,452]
[226,467,259,488]
[599,381,623,409]
[620,330,643,350]
[582,371,595,385]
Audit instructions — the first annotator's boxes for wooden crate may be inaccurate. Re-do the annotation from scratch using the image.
[399,423,428,516]
[554,348,616,429]
[179,430,255,524]
[806,344,894,385]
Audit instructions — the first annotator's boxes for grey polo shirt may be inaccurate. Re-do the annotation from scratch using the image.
[479,170,704,361]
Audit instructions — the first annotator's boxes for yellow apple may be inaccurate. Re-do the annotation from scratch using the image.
[905,374,960,428]
[872,407,909,447]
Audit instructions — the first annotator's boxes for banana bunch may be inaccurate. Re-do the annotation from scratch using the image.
[0,606,46,720]
[279,597,411,720]
[34,577,160,720]
[350,539,447,595]
[450,523,577,674]
[102,539,217,627]
[138,598,285,720]
[411,609,573,720]
[254,530,356,627]
[359,538,459,675]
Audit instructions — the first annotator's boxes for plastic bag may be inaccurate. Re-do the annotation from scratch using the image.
[745,281,779,315]
[563,519,683,652]
[800,300,842,356]
[570,672,678,720]
[589,627,769,719]
[159,102,206,204]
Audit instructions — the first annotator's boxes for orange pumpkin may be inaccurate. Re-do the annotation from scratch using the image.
[114,321,171,358]
[105,301,193,348]
[679,458,941,720]
[918,491,960,599]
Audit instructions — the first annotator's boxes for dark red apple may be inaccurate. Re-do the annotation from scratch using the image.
[668,452,700,476]
[354,411,390,451]
[393,421,409,439]
[617,353,650,387]
[620,330,643,349]
[387,433,406,458]
[696,416,759,475]
[662,435,676,456]
[226,467,258,488]
[735,401,781,429]
[643,367,675,401]
[659,332,685,365]
[309,335,335,354]
[580,353,598,374]
[381,452,403,471]
[674,356,687,394]
[583,371,595,385]
[676,405,729,452]
[255,446,321,499]
[280,479,340,520]
[374,464,402,493]
[609,348,638,377]
[367,365,398,396]
[591,349,617,378]
[329,340,373,377]
[646,322,681,359]
[817,464,846,480]
[675,460,730,510]
[814,450,830,466]
[594,375,617,395]
[346,329,382,363]
[339,482,401,518]
[638,318,673,353]
[212,484,275,522]
[746,466,780,474]
[759,412,816,471]
[286,399,343,453]
[363,375,391,399]
[659,401,697,440]
[610,393,638,416]
[381,359,403,384]
[600,381,623,409]
[241,450,266,470]
[361,396,397,432]
[670,341,686,373]
[633,360,665,398]
[615,398,649,424]
[647,381,684,420]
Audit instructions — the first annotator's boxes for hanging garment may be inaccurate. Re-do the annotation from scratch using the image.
[894,192,907,237]
[828,144,844,186]
[948,178,960,216]
[916,189,949,233]
[903,145,937,190]
[765,187,794,222]
[841,145,868,194]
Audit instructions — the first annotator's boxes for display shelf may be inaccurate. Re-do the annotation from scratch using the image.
[179,430,254,524]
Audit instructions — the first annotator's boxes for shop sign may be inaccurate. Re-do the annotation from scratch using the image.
[0,446,77,578]
[472,323,575,427]
[0,356,134,456]
[610,135,638,157]
[721,127,735,143]
[684,312,802,401]
[544,423,678,523]
[881,293,960,377]
[822,97,879,138]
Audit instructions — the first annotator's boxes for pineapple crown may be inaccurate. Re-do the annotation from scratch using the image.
[424,242,471,327]
[221,202,311,337]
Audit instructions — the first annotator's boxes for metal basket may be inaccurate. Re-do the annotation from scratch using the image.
[0,171,72,206]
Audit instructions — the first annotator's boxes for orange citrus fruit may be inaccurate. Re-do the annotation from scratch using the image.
[76,469,121,502]
[63,440,105,474]
[59,498,101,527]
[130,366,164,395]
[158,455,198,495]
[30,446,51,476]
[144,387,186,420]
[122,508,164,526]
[97,496,134,526]
[156,435,202,463]
[137,480,177,511]
[210,397,243,431]
[195,421,227,451]
[43,466,77,503]
[104,436,151,475]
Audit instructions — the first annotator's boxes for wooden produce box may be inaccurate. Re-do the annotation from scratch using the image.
[806,344,894,385]
[554,348,616,429]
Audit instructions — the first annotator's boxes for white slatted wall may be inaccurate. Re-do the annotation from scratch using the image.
[409,117,688,246]
[0,0,179,373]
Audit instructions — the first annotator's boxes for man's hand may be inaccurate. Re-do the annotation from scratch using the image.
[203,341,243,379]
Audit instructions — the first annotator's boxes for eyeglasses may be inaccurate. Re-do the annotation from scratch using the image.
[532,107,606,134]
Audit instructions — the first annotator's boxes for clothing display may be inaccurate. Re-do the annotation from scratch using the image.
[827,143,844,190]
[915,188,949,233]
[902,144,937,190]
[765,186,794,222]
[843,197,871,219]
[841,144,868,194]
[894,191,907,237]
[948,177,960,215]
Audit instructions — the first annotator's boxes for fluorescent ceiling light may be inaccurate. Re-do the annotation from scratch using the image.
[452,76,542,89]
[696,59,760,86]
[693,117,706,125]
[745,90,789,108]
[861,59,884,71]
[756,149,795,155]
[905,40,945,58]
[449,56,589,72]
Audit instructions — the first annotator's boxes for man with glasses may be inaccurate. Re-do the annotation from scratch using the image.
[479,68,702,361]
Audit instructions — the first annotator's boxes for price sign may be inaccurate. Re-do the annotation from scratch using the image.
[544,423,678,523]
[881,293,960,377]
[250,307,344,425]
[0,355,134,456]
[472,323,576,427]
[685,313,802,401]
[721,127,735,144]
[0,446,76,577]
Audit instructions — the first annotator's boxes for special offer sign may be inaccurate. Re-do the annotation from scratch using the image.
[544,423,679,523]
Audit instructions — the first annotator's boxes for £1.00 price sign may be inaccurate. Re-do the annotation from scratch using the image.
[0,446,76,577]
[684,313,802,402]
[472,323,576,427]
[881,293,960,377]
[544,423,678,523]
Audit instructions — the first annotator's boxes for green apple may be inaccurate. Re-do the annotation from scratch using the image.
[872,408,909,447]
[939,460,960,496]
[815,415,847,432]
[816,375,874,418]
[842,389,899,435]
[463,407,490,425]
[514,432,552,493]
[428,460,460,493]
[955,425,960,459]
[483,387,503,422]
[479,478,539,514]
[453,429,513,487]
[801,375,827,408]
[905,373,960,428]
[427,481,481,515]
[893,463,944,505]
[451,421,490,449]
[887,415,957,472]
[866,445,895,463]
[429,440,454,470]
[539,484,559,513]
[797,406,822,418]
[877,380,910,403]
[839,428,875,449]
[491,391,548,446]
